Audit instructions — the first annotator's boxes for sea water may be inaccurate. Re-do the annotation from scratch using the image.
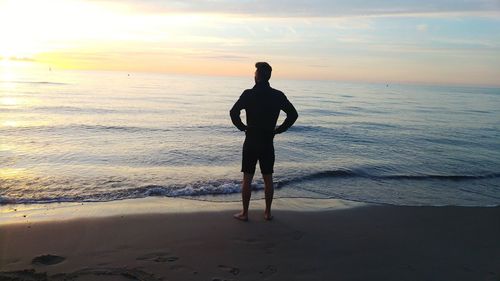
[1,66,499,206]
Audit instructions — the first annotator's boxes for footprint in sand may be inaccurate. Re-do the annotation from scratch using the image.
[54,267,161,281]
[0,269,48,280]
[136,252,179,263]
[290,230,304,240]
[218,264,240,275]
[31,254,65,265]
[259,265,277,278]
[233,237,259,245]
[0,267,162,281]
[169,264,198,274]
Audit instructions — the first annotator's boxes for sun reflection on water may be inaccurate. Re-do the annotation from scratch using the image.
[2,120,17,127]
[1,97,18,106]
[0,168,25,179]
[1,58,17,82]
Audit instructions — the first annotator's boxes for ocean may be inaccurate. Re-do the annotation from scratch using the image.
[1,66,500,206]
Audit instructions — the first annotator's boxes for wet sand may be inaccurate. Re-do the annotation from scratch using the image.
[1,201,499,281]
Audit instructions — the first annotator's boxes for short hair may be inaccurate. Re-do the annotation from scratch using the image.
[255,62,272,81]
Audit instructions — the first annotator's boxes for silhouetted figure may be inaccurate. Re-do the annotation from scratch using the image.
[230,62,298,221]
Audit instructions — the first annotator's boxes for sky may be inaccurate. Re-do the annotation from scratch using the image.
[0,0,499,86]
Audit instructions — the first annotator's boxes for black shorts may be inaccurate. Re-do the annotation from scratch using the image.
[241,132,275,174]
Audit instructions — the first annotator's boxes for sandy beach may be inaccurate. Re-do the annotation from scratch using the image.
[0,198,499,281]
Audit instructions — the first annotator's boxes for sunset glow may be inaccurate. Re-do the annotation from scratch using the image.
[0,0,499,85]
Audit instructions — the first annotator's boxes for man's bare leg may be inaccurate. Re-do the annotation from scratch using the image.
[234,172,254,221]
[263,173,274,220]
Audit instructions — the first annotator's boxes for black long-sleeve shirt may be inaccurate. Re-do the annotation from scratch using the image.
[230,81,298,134]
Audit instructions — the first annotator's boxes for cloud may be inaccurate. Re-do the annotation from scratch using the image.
[1,56,37,62]
[189,54,248,61]
[336,36,371,43]
[91,0,500,17]
[416,24,429,32]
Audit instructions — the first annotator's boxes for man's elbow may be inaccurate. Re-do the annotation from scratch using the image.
[229,108,238,118]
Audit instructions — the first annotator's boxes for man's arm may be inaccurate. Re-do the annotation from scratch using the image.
[229,92,248,132]
[275,97,298,134]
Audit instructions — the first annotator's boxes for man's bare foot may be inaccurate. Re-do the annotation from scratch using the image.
[233,212,248,221]
[264,213,273,221]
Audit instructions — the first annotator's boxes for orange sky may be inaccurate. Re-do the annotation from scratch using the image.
[1,0,499,86]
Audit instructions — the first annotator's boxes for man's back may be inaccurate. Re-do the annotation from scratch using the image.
[230,81,298,134]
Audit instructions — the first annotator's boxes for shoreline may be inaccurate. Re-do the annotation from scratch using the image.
[1,204,499,280]
[0,197,366,225]
[2,195,499,226]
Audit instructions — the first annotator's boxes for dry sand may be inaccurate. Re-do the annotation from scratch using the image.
[0,199,499,281]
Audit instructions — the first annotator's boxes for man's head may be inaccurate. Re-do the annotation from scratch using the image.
[255,62,272,83]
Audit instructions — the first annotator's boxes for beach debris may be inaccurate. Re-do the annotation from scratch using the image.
[31,254,65,266]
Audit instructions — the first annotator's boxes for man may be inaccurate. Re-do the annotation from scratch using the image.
[230,62,298,221]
